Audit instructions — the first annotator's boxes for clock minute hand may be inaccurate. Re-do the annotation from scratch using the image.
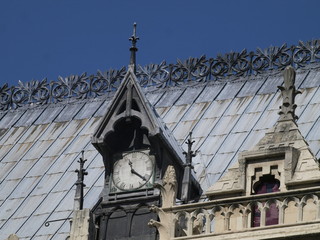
[128,161,147,181]
[131,168,147,181]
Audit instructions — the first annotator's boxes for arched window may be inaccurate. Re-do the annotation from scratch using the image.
[252,175,280,227]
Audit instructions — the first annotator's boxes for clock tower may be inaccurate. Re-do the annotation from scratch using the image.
[91,24,202,240]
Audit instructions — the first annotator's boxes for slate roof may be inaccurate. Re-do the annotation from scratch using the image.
[1,53,320,238]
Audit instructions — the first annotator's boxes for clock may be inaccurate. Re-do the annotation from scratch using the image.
[110,151,155,193]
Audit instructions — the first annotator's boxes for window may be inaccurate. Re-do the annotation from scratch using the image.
[252,175,280,227]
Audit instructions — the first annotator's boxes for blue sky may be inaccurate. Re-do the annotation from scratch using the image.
[0,0,319,87]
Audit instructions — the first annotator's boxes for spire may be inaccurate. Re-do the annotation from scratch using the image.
[129,22,139,73]
[278,66,301,122]
[74,150,88,210]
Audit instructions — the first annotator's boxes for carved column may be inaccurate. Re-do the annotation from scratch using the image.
[149,165,178,240]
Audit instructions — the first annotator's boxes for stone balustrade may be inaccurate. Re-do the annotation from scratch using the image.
[165,188,320,239]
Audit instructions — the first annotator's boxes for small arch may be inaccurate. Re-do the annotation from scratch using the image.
[253,175,280,195]
[265,199,280,226]
[130,204,157,238]
[228,204,244,231]
[283,197,299,224]
[174,211,189,237]
[301,194,318,222]
[106,207,128,239]
[250,202,262,227]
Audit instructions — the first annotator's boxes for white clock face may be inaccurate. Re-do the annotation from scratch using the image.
[112,151,154,191]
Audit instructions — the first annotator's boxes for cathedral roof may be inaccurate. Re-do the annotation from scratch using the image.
[1,40,320,239]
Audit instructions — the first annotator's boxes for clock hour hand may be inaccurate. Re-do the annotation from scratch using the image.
[128,160,147,181]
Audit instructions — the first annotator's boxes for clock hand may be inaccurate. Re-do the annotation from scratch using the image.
[131,168,147,181]
[128,160,146,181]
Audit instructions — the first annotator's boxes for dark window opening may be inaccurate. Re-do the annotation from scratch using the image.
[252,175,280,227]
[105,117,150,153]
[117,101,126,115]
[131,99,140,112]
[117,99,140,115]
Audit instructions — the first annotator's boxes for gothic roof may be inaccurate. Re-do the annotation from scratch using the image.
[1,40,320,239]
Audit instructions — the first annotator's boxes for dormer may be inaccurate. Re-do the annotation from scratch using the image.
[206,66,320,200]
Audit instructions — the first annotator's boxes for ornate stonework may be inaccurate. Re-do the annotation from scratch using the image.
[149,165,178,240]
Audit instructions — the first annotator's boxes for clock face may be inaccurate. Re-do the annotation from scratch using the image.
[111,151,154,192]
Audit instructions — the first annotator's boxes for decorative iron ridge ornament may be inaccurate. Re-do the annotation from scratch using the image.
[1,39,320,111]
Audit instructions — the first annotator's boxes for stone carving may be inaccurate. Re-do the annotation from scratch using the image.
[148,165,178,240]
[278,66,301,121]
[1,39,320,111]
[69,209,95,240]
[157,165,178,208]
[170,192,320,238]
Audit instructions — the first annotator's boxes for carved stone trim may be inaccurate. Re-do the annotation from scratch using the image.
[149,165,178,240]
[1,39,320,111]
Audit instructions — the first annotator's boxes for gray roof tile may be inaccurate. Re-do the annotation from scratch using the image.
[195,83,225,103]
[216,81,245,100]
[1,64,320,239]
[237,79,265,97]
[175,85,205,105]
[0,110,25,129]
[156,89,185,107]
[54,102,84,123]
[258,74,282,94]
[15,107,46,127]
[300,69,320,89]
[34,105,64,125]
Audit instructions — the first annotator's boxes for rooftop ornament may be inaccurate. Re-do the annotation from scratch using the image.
[44,151,88,227]
[181,132,196,203]
[74,150,88,210]
[0,39,320,111]
[278,66,301,122]
[129,22,139,73]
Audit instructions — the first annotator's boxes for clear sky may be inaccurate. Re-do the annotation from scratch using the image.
[0,0,319,87]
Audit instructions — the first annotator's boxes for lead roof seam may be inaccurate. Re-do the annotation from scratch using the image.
[0,121,71,230]
[17,101,104,237]
[170,84,208,135]
[0,110,27,142]
[303,88,320,140]
[192,81,247,170]
[15,107,47,128]
[51,173,104,239]
[202,77,271,182]
[31,152,103,239]
[179,82,228,148]
[0,104,89,232]
[148,91,166,107]
[219,70,316,179]
[296,71,320,139]
[16,131,99,237]
[0,124,49,184]
[179,84,232,182]
[158,88,187,119]
[217,76,283,179]
[0,104,65,186]
[204,86,256,170]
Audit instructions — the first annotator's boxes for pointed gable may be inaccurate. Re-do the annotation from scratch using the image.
[206,66,320,199]
[91,66,202,200]
[92,67,183,160]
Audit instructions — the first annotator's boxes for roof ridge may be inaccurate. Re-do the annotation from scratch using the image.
[1,39,320,111]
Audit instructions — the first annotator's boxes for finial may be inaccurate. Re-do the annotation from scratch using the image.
[129,22,139,73]
[184,132,196,165]
[181,132,196,203]
[278,66,301,122]
[74,150,88,210]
